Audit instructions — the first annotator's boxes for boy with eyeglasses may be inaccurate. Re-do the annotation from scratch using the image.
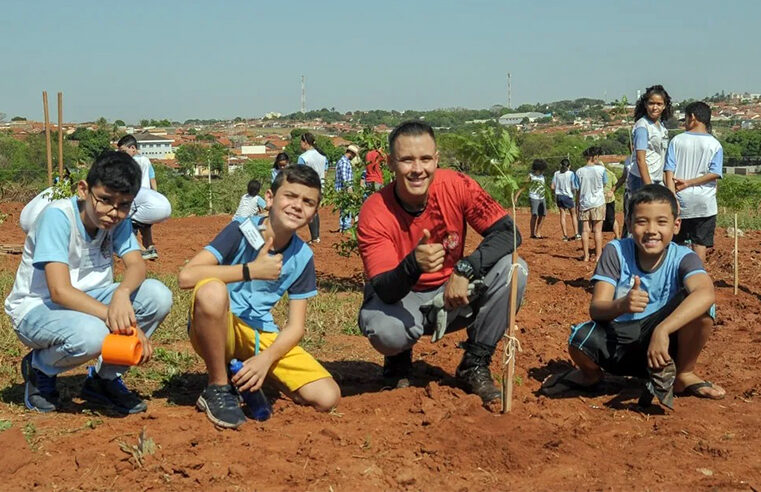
[4,151,173,414]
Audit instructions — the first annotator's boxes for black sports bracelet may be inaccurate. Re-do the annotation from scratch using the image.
[242,263,251,281]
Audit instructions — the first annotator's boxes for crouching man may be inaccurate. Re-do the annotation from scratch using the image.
[357,121,528,405]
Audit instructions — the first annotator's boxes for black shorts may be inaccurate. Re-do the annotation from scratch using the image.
[675,215,716,247]
[602,202,616,232]
[568,290,714,378]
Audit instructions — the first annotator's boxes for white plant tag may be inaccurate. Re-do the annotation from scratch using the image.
[239,219,265,250]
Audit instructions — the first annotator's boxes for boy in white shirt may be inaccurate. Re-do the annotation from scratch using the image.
[664,102,723,263]
[4,152,173,414]
[117,135,172,260]
[575,146,608,262]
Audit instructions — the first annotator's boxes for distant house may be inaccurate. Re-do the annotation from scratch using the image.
[240,145,267,156]
[135,133,174,159]
[498,112,551,126]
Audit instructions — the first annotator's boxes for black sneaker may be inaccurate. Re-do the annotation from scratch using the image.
[456,342,502,404]
[382,349,413,389]
[196,384,247,429]
[81,366,147,414]
[21,352,59,412]
[456,364,502,404]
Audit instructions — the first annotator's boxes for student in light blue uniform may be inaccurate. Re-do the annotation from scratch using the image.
[628,85,673,192]
[233,179,267,220]
[551,158,580,241]
[179,165,340,429]
[540,185,725,404]
[664,101,723,263]
[4,152,173,414]
[271,152,290,184]
[576,147,608,262]
[298,133,328,244]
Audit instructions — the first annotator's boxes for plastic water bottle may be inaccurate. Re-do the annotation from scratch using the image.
[229,359,272,421]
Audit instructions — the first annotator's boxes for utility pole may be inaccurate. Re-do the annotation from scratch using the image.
[301,75,306,113]
[507,72,512,109]
[208,154,212,214]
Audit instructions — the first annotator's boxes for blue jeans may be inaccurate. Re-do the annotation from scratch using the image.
[15,279,173,379]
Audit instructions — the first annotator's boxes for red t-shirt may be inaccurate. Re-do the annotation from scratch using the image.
[358,169,507,291]
[364,149,385,184]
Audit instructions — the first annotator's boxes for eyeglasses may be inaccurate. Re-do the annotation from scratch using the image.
[91,193,133,214]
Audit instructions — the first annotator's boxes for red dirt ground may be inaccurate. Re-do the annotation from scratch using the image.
[1,202,760,491]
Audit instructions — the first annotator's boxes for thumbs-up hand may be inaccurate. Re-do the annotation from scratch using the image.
[414,229,445,273]
[622,275,649,313]
[248,236,282,280]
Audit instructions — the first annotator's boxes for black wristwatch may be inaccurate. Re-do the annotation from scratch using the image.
[453,259,476,281]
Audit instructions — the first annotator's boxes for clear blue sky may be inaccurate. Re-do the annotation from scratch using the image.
[2,0,759,124]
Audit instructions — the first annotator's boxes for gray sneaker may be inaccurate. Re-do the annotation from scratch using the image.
[196,384,247,429]
[141,246,159,260]
[21,352,59,412]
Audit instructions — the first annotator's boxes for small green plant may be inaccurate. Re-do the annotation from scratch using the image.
[22,422,37,445]
[0,420,12,432]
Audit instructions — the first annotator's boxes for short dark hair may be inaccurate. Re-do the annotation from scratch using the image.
[531,159,548,172]
[86,151,141,196]
[582,146,602,159]
[388,121,435,157]
[634,84,673,122]
[271,165,322,202]
[627,184,678,221]
[117,134,138,148]
[559,158,571,171]
[685,101,712,133]
[247,179,262,197]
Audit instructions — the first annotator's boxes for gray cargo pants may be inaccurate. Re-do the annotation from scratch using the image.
[359,255,528,356]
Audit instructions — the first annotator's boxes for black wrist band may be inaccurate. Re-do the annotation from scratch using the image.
[242,263,251,281]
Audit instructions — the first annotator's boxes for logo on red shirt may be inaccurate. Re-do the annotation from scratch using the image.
[443,232,460,251]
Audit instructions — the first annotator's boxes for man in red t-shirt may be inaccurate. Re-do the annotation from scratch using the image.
[357,121,528,405]
[363,148,386,192]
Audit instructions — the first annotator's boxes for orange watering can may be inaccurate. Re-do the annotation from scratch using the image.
[101,328,143,366]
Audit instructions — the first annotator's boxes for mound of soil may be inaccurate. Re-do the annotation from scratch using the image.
[1,201,760,490]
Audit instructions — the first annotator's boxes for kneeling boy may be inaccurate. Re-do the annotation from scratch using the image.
[4,151,173,414]
[544,185,724,403]
[179,165,340,429]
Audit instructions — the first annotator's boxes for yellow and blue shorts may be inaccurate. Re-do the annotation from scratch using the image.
[188,278,332,392]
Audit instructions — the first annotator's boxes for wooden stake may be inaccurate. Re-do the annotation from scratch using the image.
[43,91,53,186]
[502,261,520,413]
[502,190,521,414]
[734,213,739,296]
[57,92,64,177]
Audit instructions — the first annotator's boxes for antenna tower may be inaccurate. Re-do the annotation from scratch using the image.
[507,73,512,109]
[301,75,306,113]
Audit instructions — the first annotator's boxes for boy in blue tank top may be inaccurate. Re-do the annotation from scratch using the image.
[179,165,340,429]
[541,185,725,405]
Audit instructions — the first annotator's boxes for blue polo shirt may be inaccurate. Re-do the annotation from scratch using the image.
[591,238,706,322]
[204,216,317,332]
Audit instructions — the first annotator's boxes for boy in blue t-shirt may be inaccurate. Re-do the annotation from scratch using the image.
[4,151,173,414]
[541,185,725,405]
[179,165,340,429]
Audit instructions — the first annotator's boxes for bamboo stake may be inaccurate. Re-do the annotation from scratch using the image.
[43,91,53,186]
[734,213,738,296]
[57,92,64,177]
